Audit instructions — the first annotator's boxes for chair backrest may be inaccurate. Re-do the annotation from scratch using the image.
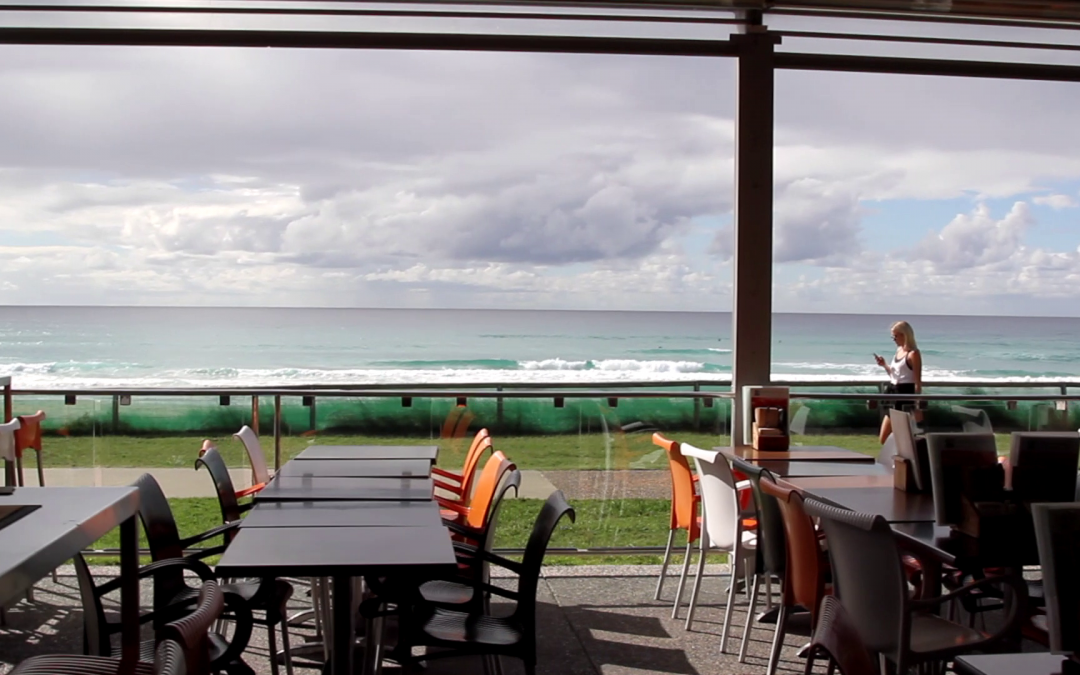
[155,641,187,675]
[14,410,45,454]
[159,581,225,675]
[1033,503,1080,654]
[926,432,1001,526]
[132,473,189,609]
[458,430,493,500]
[1009,432,1080,502]
[760,474,826,623]
[0,418,20,465]
[464,451,515,531]
[477,468,522,585]
[731,457,785,575]
[808,596,880,675]
[234,425,270,485]
[680,444,742,551]
[890,409,923,490]
[652,433,698,535]
[802,496,908,656]
[195,446,244,530]
[514,491,576,629]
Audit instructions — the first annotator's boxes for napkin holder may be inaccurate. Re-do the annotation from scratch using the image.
[893,456,917,492]
[752,407,789,451]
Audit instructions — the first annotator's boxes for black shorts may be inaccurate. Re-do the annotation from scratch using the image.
[886,382,917,411]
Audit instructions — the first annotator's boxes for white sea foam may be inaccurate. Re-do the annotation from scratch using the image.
[520,359,590,370]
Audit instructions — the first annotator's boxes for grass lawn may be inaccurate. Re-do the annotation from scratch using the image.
[87,496,693,566]
[22,429,1019,472]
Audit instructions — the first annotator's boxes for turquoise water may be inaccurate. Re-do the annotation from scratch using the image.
[1,306,1079,389]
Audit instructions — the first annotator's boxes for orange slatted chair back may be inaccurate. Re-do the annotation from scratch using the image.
[465,450,515,531]
[14,410,45,457]
[458,431,493,500]
[761,474,827,623]
[653,432,700,543]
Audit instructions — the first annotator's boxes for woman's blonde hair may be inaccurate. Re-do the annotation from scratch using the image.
[891,321,918,350]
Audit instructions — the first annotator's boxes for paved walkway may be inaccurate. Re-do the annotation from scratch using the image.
[22,467,669,500]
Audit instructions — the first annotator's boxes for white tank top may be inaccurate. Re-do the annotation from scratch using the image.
[891,352,916,385]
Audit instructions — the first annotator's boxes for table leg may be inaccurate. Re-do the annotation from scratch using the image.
[331,576,354,675]
[119,515,140,674]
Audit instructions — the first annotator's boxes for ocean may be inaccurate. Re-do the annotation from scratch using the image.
[1,307,1079,390]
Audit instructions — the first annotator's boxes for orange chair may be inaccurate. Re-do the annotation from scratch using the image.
[14,410,46,487]
[440,450,516,545]
[433,428,492,508]
[652,433,701,604]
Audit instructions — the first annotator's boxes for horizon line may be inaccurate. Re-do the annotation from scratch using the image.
[0,303,1077,320]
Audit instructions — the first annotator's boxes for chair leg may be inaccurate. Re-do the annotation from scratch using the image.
[766,603,789,675]
[280,618,295,675]
[719,560,738,654]
[671,539,694,620]
[654,529,676,601]
[267,622,280,675]
[683,539,708,631]
[738,574,760,663]
[765,573,773,611]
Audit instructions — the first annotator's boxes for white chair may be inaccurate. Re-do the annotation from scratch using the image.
[0,418,19,487]
[951,405,993,433]
[234,424,271,491]
[678,443,757,646]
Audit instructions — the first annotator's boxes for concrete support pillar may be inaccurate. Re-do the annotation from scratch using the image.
[731,28,779,445]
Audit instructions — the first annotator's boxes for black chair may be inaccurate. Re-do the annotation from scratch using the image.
[397,490,575,675]
[925,432,1000,527]
[730,457,790,668]
[191,454,297,675]
[421,466,522,609]
[15,580,224,675]
[1009,432,1080,502]
[802,496,1026,675]
[1033,503,1080,653]
[803,596,878,675]
[133,472,285,675]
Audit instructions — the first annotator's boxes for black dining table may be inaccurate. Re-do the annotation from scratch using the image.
[955,652,1067,675]
[219,456,456,675]
[276,458,431,479]
[0,487,142,671]
[756,460,890,478]
[295,445,438,462]
[255,475,435,502]
[800,485,937,523]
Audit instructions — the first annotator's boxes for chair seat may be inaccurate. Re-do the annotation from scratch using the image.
[909,614,984,654]
[11,654,156,675]
[421,606,524,647]
[174,578,293,620]
[420,579,475,606]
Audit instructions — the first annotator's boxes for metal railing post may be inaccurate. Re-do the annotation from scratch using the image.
[693,384,701,431]
[251,395,260,434]
[112,395,120,433]
[496,386,504,428]
[274,395,282,471]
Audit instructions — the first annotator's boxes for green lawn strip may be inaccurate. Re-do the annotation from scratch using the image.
[17,430,1014,473]
[87,496,700,567]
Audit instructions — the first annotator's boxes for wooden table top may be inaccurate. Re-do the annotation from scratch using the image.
[718,445,876,463]
[295,445,439,462]
[256,475,435,502]
[276,458,431,479]
[241,500,443,529]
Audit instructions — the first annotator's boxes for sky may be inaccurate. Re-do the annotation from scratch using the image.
[2,10,1080,316]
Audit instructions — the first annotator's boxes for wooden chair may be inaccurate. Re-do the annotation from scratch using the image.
[13,580,225,675]
[0,418,19,487]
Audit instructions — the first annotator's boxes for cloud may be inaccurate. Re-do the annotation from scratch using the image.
[1033,193,1079,209]
[910,201,1033,273]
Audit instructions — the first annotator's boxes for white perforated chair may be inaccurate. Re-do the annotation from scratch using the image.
[234,425,271,497]
[0,418,19,487]
[678,443,757,645]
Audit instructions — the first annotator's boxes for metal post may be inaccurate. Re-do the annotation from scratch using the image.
[2,384,11,487]
[274,395,282,471]
[112,395,120,433]
[309,397,317,432]
[496,386,504,428]
[731,22,779,446]
[251,395,260,434]
[693,383,701,431]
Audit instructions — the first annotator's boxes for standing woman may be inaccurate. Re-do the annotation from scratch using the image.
[874,320,923,444]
